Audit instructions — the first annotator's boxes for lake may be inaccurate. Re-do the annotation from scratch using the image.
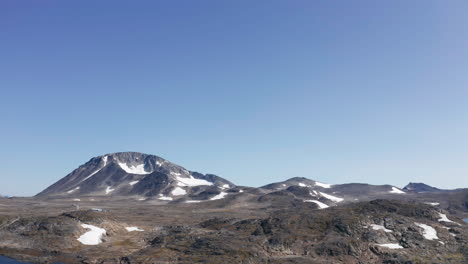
[464,218,468,223]
[0,256,31,264]
[0,256,65,264]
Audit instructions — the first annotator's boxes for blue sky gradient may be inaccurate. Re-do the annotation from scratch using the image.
[1,1,468,196]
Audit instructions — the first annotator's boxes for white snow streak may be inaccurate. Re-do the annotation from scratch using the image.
[377,243,403,249]
[415,223,438,240]
[315,181,332,188]
[79,156,109,184]
[425,202,440,206]
[438,213,460,225]
[176,175,213,187]
[67,187,80,194]
[390,187,405,194]
[125,226,144,232]
[171,187,187,196]
[185,200,202,203]
[158,196,173,201]
[118,163,151,175]
[105,186,114,194]
[77,224,107,245]
[304,200,329,209]
[129,181,139,186]
[210,192,228,200]
[319,191,344,202]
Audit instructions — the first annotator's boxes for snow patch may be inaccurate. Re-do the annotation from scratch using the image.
[304,200,329,209]
[319,191,344,202]
[221,184,230,189]
[176,175,213,187]
[82,168,102,182]
[105,186,114,194]
[118,163,151,175]
[125,227,144,232]
[377,243,403,249]
[171,187,187,196]
[370,224,393,233]
[390,187,405,194]
[210,192,228,200]
[67,187,80,194]
[129,181,139,186]
[438,213,460,225]
[138,198,146,201]
[77,224,107,245]
[298,183,309,187]
[185,200,202,203]
[80,156,109,184]
[239,189,244,193]
[415,223,438,240]
[315,181,332,188]
[425,202,440,206]
[158,196,173,201]
[73,198,81,202]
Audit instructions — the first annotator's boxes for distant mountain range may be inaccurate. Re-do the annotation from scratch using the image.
[36,152,464,208]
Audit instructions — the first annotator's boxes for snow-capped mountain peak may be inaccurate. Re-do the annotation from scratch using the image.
[36,152,234,200]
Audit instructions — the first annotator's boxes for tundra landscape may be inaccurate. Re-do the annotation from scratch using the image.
[2,1,468,264]
[0,152,467,263]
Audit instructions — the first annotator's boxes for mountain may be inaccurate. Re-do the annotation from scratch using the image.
[36,152,465,209]
[36,152,235,201]
[256,177,410,209]
[403,182,443,193]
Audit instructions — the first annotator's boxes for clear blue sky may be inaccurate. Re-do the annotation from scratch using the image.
[1,1,468,196]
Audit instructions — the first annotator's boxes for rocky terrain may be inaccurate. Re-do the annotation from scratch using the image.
[0,152,467,264]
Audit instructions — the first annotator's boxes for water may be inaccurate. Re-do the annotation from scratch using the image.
[0,256,64,264]
[0,256,31,264]
[464,218,468,223]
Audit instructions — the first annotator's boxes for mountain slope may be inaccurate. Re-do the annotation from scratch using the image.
[36,152,234,200]
[403,182,443,193]
[257,177,409,209]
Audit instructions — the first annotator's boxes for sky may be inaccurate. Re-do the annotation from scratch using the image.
[1,1,468,196]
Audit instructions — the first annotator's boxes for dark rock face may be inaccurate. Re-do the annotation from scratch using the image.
[403,182,442,193]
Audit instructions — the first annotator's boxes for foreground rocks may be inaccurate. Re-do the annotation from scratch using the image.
[0,199,467,264]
